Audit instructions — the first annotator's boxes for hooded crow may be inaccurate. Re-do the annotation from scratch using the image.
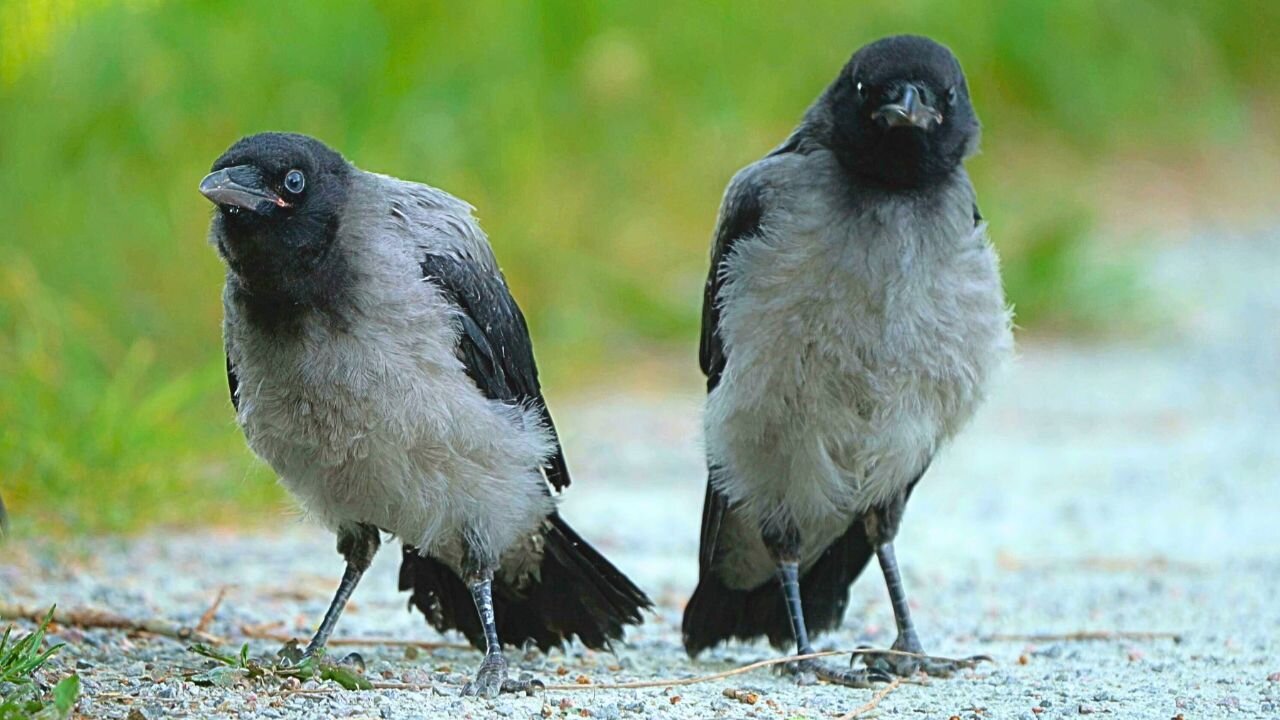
[683,35,1013,685]
[201,133,650,697]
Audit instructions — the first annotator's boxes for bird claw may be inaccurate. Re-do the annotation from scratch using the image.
[275,641,364,679]
[501,676,544,696]
[786,658,891,688]
[461,655,542,698]
[852,644,992,678]
[275,639,308,667]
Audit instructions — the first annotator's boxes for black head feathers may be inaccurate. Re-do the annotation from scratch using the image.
[822,35,979,189]
[202,132,355,328]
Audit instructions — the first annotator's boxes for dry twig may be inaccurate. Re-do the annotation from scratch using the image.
[849,647,991,665]
[0,602,471,652]
[981,630,1181,643]
[365,650,854,693]
[541,649,846,691]
[239,628,471,651]
[837,677,904,719]
[997,554,1203,574]
[284,649,925,697]
[195,586,230,634]
[0,602,221,645]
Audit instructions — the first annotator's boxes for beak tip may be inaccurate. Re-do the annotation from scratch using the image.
[873,106,940,130]
[873,83,941,130]
[198,169,228,203]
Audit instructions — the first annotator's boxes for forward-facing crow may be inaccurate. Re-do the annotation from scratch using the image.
[683,35,1013,685]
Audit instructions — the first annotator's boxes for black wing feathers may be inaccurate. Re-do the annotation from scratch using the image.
[401,513,651,652]
[696,478,728,576]
[699,177,765,393]
[696,161,778,594]
[420,253,570,491]
[226,355,239,411]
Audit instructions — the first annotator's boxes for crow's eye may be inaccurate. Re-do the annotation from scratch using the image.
[946,87,958,106]
[284,169,306,195]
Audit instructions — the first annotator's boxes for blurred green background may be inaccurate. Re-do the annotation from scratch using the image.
[1,0,1277,535]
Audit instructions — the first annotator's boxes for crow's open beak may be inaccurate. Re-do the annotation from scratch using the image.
[199,165,290,213]
[872,84,942,130]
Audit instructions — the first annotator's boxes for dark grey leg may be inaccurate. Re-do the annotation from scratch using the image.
[877,541,921,650]
[459,545,543,697]
[854,500,989,677]
[765,522,891,688]
[293,524,380,663]
[302,563,364,659]
[777,560,813,654]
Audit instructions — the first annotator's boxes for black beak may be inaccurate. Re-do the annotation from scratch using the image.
[872,84,942,130]
[199,165,289,214]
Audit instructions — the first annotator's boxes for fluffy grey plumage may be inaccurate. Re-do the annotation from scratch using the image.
[203,133,648,697]
[684,36,1013,682]
[704,153,1009,585]
[224,172,556,569]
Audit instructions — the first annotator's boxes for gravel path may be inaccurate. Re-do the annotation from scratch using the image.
[3,231,1279,718]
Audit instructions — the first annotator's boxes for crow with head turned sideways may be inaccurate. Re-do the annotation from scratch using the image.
[200,133,650,697]
[683,35,1013,685]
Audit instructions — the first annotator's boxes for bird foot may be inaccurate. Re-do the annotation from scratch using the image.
[274,639,308,668]
[852,643,991,678]
[461,653,543,698]
[785,658,892,688]
[274,640,364,671]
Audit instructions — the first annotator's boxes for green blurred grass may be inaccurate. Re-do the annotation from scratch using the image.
[1,0,1276,534]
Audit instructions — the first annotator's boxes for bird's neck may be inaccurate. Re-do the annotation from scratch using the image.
[224,241,352,335]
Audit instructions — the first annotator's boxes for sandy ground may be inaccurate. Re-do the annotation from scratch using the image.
[2,230,1279,718]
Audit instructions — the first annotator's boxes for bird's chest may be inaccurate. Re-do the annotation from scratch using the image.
[232,332,407,470]
[721,225,970,414]
[225,290,459,473]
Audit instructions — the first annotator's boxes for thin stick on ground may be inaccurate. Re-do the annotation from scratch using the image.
[365,650,927,694]
[292,650,917,695]
[195,586,230,634]
[365,650,854,692]
[1,602,471,652]
[980,630,1182,643]
[837,677,904,720]
[241,628,471,652]
[0,602,222,645]
[849,647,992,665]
[540,649,847,691]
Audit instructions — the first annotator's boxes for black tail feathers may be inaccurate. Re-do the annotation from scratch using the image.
[399,513,651,652]
[682,519,875,656]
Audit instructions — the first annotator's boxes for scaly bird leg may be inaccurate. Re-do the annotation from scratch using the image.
[282,524,379,666]
[852,505,989,677]
[460,567,543,698]
[765,522,891,689]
